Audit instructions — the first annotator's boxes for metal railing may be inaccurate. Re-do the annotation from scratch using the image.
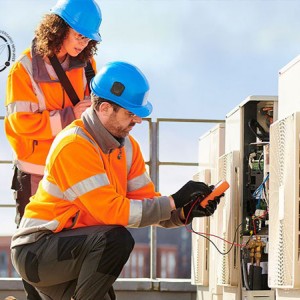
[146,117,225,279]
[0,115,224,294]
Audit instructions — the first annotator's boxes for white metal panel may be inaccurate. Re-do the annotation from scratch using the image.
[268,112,300,289]
[225,103,243,154]
[191,169,211,286]
[276,288,300,299]
[194,123,225,300]
[278,55,300,119]
[225,95,278,154]
[216,151,240,287]
[198,123,225,181]
[242,289,275,299]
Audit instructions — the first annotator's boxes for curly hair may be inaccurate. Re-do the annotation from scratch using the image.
[34,14,98,62]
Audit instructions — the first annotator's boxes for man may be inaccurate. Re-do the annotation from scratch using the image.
[11,61,221,300]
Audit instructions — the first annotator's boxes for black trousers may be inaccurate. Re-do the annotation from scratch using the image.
[11,225,134,300]
[11,167,43,227]
[11,167,43,300]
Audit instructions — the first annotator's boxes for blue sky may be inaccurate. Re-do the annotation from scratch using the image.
[1,0,300,235]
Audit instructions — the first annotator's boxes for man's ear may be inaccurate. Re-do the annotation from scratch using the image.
[99,102,111,115]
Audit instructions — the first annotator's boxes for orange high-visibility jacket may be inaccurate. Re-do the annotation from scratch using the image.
[11,108,183,247]
[5,44,96,175]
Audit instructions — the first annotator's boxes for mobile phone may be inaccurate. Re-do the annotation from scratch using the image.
[200,180,230,208]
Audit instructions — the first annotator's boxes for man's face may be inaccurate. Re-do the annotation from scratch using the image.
[103,104,142,138]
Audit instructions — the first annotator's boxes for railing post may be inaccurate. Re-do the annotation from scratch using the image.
[149,119,159,280]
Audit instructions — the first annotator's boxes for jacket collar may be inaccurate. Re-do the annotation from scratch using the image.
[30,39,86,83]
[82,107,125,154]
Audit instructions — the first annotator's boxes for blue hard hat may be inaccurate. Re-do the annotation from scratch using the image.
[91,61,152,118]
[51,0,102,42]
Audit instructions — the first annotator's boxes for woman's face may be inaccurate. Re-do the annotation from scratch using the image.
[58,28,91,58]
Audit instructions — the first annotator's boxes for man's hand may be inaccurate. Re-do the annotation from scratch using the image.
[182,191,223,222]
[171,180,212,209]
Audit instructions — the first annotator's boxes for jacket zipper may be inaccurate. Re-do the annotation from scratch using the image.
[61,85,65,108]
[31,140,38,155]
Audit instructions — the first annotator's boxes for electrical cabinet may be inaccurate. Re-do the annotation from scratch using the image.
[191,53,300,299]
[268,112,300,289]
[192,123,225,300]
[192,95,278,299]
[223,95,277,298]
[268,54,300,299]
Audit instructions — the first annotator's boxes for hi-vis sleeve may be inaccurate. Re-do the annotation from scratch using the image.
[4,50,91,174]
[5,54,61,140]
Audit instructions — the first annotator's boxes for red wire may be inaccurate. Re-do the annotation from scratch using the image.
[186,225,246,248]
[184,195,246,248]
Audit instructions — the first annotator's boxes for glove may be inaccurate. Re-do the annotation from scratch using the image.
[182,190,222,222]
[171,180,212,209]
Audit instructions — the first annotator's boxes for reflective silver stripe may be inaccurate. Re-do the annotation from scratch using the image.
[19,54,47,111]
[43,173,109,201]
[127,171,152,192]
[82,66,87,90]
[44,125,109,201]
[6,101,39,115]
[124,137,152,192]
[20,217,59,231]
[49,110,62,136]
[17,160,44,176]
[20,55,62,136]
[124,137,132,175]
[65,173,109,200]
[42,178,65,199]
[46,126,98,165]
[76,127,99,149]
[7,55,60,137]
[127,199,142,227]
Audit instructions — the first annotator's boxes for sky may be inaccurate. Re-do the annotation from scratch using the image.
[1,0,300,235]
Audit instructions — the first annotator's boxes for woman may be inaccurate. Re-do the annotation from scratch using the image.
[4,0,102,298]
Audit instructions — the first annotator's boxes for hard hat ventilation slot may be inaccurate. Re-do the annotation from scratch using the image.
[111,82,125,96]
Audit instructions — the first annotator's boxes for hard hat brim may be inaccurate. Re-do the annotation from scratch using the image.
[90,32,102,42]
[126,101,153,118]
[51,0,102,42]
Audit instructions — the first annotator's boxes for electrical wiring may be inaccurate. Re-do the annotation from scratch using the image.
[187,222,245,255]
[252,173,269,209]
[252,210,269,235]
[249,173,270,234]
[184,194,246,255]
[258,151,264,172]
